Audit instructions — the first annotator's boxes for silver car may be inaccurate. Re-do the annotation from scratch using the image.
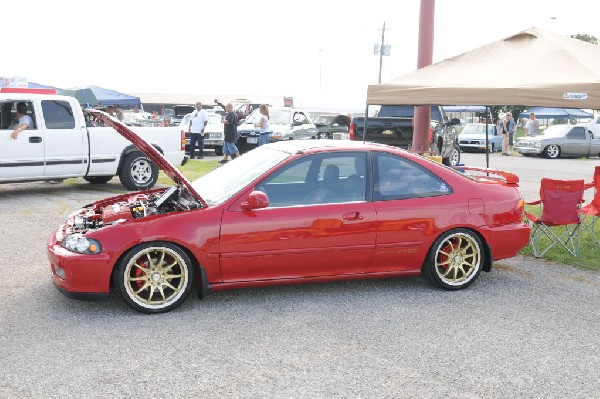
[514,124,600,159]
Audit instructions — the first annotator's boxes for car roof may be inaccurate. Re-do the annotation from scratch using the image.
[265,139,403,154]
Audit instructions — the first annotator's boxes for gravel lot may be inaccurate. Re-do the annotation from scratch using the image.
[1,152,599,398]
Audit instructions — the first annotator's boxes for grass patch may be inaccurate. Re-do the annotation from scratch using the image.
[157,160,220,185]
[521,204,600,271]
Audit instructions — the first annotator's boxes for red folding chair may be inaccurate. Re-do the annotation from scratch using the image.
[524,178,585,258]
[579,166,600,245]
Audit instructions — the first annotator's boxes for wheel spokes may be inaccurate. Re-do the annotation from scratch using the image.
[125,247,187,307]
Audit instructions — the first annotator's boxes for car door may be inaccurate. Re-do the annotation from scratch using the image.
[0,100,44,180]
[562,126,589,156]
[219,152,377,282]
[369,152,452,273]
[40,99,87,177]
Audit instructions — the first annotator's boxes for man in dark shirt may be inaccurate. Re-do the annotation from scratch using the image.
[220,103,240,163]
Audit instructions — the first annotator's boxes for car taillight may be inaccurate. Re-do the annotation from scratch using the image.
[181,130,186,151]
[348,123,356,140]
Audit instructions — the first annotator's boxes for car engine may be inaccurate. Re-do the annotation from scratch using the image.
[65,185,202,234]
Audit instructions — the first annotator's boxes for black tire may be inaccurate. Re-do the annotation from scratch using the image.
[422,229,483,290]
[114,242,195,314]
[442,145,461,166]
[214,146,224,156]
[84,176,113,184]
[119,151,158,191]
[543,145,561,159]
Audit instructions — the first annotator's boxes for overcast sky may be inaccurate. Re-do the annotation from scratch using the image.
[4,0,599,108]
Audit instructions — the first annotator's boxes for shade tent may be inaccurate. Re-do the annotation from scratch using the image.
[63,86,141,107]
[518,107,592,119]
[367,27,600,109]
[443,105,487,113]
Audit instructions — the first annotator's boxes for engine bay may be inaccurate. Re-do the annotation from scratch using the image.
[65,184,203,234]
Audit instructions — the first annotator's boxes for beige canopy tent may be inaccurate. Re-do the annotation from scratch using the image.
[367,27,600,109]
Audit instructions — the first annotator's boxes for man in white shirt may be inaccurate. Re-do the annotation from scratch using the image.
[188,102,208,159]
[10,102,34,139]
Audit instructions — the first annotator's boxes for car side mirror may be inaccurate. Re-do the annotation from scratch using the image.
[241,190,269,211]
[450,118,461,126]
[332,123,339,127]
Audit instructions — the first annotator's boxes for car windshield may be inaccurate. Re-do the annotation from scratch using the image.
[243,109,292,125]
[207,114,222,124]
[191,146,290,206]
[540,125,571,137]
[461,124,489,134]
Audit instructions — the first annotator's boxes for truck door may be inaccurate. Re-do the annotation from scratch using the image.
[563,126,588,156]
[40,99,87,177]
[0,100,44,180]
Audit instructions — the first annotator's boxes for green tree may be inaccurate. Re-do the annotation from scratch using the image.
[571,34,598,45]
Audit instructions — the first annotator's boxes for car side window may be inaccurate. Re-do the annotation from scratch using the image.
[41,100,75,129]
[374,153,451,201]
[567,127,586,140]
[293,112,308,125]
[258,152,367,207]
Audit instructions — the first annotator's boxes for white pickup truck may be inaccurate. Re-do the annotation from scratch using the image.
[0,93,187,190]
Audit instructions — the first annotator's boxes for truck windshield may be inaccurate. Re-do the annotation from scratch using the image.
[377,106,443,122]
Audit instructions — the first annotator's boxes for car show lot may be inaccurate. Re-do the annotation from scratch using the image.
[1,152,600,397]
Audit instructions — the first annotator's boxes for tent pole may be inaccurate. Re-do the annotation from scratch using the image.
[363,103,369,143]
[485,106,490,170]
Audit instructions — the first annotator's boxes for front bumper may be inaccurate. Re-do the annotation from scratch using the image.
[514,145,542,155]
[47,231,112,299]
[459,143,490,152]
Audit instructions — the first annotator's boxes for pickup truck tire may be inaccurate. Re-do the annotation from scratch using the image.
[442,145,461,167]
[214,146,224,156]
[119,151,159,191]
[84,176,113,184]
[543,145,561,159]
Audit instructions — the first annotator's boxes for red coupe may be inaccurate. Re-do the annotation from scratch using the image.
[47,112,530,313]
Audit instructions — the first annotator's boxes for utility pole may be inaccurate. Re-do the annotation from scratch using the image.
[378,22,386,83]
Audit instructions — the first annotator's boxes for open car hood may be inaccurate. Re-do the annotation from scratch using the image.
[87,110,207,207]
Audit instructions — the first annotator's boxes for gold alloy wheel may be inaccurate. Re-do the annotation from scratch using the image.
[434,232,481,286]
[124,246,189,310]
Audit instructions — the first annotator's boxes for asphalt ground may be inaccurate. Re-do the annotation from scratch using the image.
[1,151,599,398]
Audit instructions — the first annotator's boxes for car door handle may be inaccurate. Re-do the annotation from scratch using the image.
[29,136,43,143]
[342,212,363,221]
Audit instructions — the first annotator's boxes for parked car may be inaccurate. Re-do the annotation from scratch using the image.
[48,130,530,313]
[171,104,195,125]
[458,123,502,152]
[349,105,461,166]
[179,111,224,156]
[514,124,600,158]
[236,107,318,152]
[314,114,350,138]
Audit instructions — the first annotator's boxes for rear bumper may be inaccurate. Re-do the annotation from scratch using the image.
[482,222,531,261]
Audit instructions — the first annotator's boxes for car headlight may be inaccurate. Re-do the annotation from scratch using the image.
[61,234,102,254]
[534,142,541,148]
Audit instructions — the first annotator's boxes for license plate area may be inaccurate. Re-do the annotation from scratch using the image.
[247,137,258,144]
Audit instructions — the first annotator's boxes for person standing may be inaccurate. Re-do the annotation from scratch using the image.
[114,105,125,122]
[502,112,516,156]
[188,102,208,159]
[525,112,539,137]
[254,104,271,146]
[10,102,33,139]
[220,103,240,164]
